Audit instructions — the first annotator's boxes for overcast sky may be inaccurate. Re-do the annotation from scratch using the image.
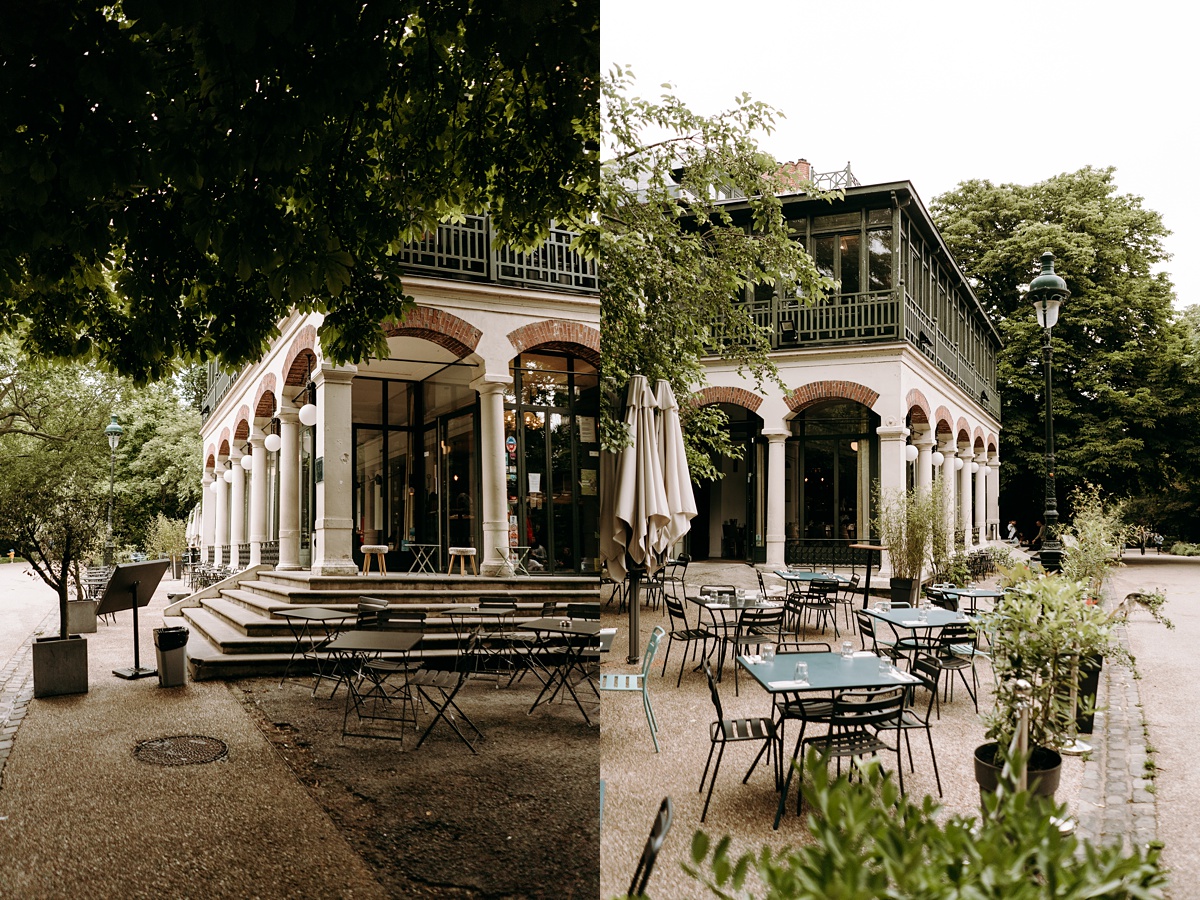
[602,0,1198,309]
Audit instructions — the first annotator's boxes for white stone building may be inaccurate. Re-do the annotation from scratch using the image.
[690,171,1002,570]
[197,217,600,577]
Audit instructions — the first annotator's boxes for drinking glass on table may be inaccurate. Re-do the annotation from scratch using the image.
[841,640,854,658]
[761,643,776,662]
[793,661,808,684]
[878,657,892,675]
[917,607,928,625]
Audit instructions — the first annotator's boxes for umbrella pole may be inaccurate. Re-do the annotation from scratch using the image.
[627,557,643,664]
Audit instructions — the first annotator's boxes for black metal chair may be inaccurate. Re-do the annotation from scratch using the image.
[855,610,900,661]
[929,622,980,712]
[628,796,673,899]
[770,641,835,827]
[800,579,841,638]
[800,687,907,803]
[876,654,943,796]
[699,662,779,822]
[728,604,785,695]
[835,574,862,631]
[355,596,390,629]
[660,594,712,686]
[411,631,485,753]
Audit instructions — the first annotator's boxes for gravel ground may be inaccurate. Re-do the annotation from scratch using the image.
[599,561,1084,900]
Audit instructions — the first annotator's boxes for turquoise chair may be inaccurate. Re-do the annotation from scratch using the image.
[600,626,665,753]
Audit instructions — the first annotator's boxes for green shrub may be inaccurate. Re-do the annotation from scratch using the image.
[1168,541,1200,557]
[684,754,1167,899]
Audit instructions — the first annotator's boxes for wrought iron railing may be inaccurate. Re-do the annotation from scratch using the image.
[903,292,1000,419]
[237,543,251,569]
[784,539,861,569]
[260,540,279,567]
[810,163,861,191]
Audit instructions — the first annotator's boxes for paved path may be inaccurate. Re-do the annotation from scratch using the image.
[1108,555,1200,896]
[0,561,389,898]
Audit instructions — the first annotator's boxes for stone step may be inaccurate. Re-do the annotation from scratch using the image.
[255,570,596,593]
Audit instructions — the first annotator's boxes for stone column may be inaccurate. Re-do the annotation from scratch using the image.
[958,444,974,551]
[312,363,358,576]
[974,450,988,545]
[276,404,302,571]
[988,453,1002,540]
[214,456,230,567]
[201,469,215,564]
[473,376,513,576]
[937,434,957,550]
[763,430,789,570]
[876,418,911,503]
[914,426,936,495]
[229,445,246,568]
[248,426,268,567]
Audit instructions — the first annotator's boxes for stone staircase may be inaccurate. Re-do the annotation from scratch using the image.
[168,568,600,680]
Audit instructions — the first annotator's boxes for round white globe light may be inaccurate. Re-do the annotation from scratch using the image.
[298,403,318,427]
[970,462,979,474]
[904,444,919,462]
[954,458,964,471]
[264,433,281,453]
[210,479,219,492]
[930,451,945,466]
[240,454,253,471]
[223,468,234,483]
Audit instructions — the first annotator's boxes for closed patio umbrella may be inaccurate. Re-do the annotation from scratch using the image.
[654,379,697,557]
[608,375,670,662]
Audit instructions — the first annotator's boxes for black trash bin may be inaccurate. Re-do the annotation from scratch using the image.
[154,626,190,687]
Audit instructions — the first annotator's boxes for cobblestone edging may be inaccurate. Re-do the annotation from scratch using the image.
[0,612,54,790]
[1073,622,1158,852]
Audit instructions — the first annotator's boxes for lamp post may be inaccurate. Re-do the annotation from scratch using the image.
[103,415,124,567]
[1029,251,1070,573]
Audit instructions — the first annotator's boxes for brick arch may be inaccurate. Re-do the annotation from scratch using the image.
[932,405,955,436]
[233,405,251,441]
[218,439,230,457]
[690,386,765,413]
[205,448,216,470]
[987,433,999,452]
[507,320,601,368]
[386,306,482,359]
[784,380,880,413]
[905,388,932,424]
[955,417,971,444]
[282,325,319,387]
[253,373,277,419]
[973,426,986,449]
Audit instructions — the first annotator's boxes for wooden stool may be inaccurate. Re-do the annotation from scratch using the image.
[447,547,477,575]
[361,544,389,576]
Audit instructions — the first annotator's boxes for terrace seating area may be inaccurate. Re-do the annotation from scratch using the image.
[597,557,1086,900]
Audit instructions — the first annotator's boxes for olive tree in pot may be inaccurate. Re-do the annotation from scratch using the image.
[874,483,941,605]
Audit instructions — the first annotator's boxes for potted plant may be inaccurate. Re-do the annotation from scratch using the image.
[874,484,940,605]
[974,563,1172,799]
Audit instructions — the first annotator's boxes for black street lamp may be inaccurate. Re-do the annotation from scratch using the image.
[104,414,123,567]
[1029,251,1070,572]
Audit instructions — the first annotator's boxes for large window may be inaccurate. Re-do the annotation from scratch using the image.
[505,353,599,574]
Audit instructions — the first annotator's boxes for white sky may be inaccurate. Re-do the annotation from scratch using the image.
[602,0,1199,308]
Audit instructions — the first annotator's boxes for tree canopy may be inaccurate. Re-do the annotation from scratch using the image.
[0,0,599,381]
[932,166,1200,534]
[600,70,832,477]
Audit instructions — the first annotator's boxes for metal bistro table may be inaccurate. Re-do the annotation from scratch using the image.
[402,541,439,574]
[933,587,1004,615]
[864,606,971,666]
[522,617,602,725]
[739,650,919,829]
[323,629,424,742]
[277,606,357,695]
[688,593,784,684]
[443,604,519,678]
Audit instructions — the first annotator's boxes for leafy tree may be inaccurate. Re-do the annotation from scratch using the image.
[0,0,599,381]
[111,380,203,548]
[0,357,114,638]
[931,166,1200,531]
[600,69,832,478]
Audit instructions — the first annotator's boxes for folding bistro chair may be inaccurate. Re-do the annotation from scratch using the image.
[412,632,485,753]
[628,797,673,899]
[599,626,665,752]
[698,662,778,823]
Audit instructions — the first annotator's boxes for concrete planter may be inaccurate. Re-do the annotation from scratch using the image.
[66,599,98,634]
[32,635,89,698]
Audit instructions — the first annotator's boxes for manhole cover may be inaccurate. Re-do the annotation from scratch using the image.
[134,735,228,766]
